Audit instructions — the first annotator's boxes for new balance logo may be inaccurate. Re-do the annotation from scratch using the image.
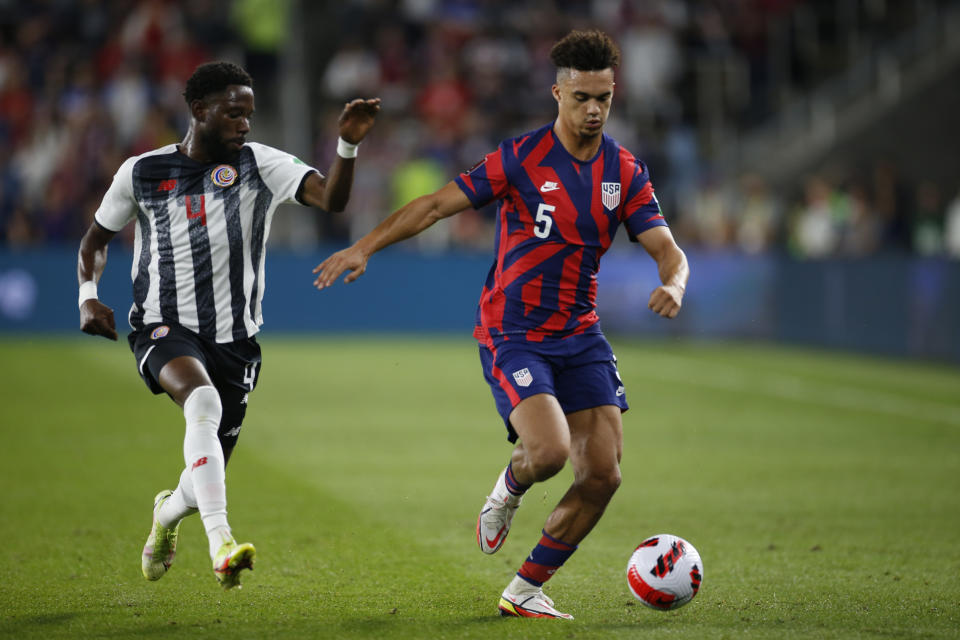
[192,456,208,470]
[540,181,560,192]
[157,179,177,192]
[222,426,242,438]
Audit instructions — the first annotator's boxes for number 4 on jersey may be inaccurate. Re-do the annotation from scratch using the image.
[186,195,206,226]
[534,203,555,238]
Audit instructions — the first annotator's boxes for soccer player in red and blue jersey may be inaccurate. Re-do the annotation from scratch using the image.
[313,30,689,620]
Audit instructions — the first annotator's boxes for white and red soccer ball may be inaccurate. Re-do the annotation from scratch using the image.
[627,534,703,610]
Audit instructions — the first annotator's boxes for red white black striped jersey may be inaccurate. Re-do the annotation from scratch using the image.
[95,143,317,343]
[455,123,667,343]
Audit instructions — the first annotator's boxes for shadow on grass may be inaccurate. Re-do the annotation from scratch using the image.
[321,613,666,638]
[2,612,78,627]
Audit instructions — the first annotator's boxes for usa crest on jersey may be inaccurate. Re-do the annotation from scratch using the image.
[601,182,621,210]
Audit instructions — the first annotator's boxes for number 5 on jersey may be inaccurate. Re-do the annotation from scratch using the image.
[534,203,555,239]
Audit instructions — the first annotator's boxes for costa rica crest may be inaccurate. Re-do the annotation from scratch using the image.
[211,164,237,187]
[601,182,621,210]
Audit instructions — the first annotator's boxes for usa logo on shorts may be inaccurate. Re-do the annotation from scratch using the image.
[512,368,533,387]
[151,325,170,340]
[211,164,237,187]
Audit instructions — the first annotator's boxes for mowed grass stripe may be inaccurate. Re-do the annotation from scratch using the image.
[645,350,960,427]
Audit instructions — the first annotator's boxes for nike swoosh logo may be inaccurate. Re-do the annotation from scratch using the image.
[540,183,560,192]
[485,525,507,548]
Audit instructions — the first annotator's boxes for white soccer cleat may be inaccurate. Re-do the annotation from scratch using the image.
[476,467,522,554]
[142,490,180,581]
[498,587,574,620]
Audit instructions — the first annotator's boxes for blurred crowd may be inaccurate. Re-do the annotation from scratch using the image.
[0,0,276,246]
[674,166,960,259]
[1,0,958,259]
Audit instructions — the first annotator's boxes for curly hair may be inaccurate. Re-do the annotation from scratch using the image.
[183,61,253,104]
[549,29,621,71]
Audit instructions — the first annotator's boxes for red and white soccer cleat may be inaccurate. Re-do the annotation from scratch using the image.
[476,468,523,554]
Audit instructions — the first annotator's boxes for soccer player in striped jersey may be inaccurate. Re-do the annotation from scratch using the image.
[313,30,688,619]
[77,62,379,589]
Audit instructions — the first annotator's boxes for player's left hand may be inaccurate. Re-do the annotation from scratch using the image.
[312,243,369,289]
[648,284,683,319]
[338,98,381,144]
[80,298,119,340]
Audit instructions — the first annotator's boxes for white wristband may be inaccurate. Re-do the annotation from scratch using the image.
[79,281,98,309]
[336,137,358,159]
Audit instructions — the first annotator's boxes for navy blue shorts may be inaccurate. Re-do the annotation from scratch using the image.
[128,322,261,460]
[478,332,628,442]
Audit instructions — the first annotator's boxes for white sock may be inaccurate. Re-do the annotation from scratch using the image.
[507,574,540,595]
[492,467,523,507]
[207,525,234,559]
[182,386,232,557]
[157,467,199,528]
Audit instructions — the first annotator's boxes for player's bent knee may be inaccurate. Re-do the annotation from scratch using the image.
[578,467,622,499]
[183,385,222,428]
[527,446,569,480]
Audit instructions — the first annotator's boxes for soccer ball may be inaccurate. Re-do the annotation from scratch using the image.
[627,534,703,610]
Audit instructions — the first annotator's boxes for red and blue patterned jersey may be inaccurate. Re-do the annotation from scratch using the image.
[455,123,667,344]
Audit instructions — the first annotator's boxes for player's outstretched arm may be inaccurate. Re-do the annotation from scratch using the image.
[77,222,119,340]
[637,226,689,319]
[300,98,381,212]
[313,181,472,289]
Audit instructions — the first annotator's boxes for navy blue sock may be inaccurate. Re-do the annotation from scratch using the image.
[504,461,531,496]
[517,529,577,586]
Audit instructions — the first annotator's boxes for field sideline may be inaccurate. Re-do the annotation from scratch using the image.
[0,336,958,639]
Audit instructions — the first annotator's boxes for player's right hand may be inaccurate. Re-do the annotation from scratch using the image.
[312,244,369,289]
[80,299,118,340]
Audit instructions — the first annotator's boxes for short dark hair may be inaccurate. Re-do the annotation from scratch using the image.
[549,29,620,71]
[183,61,253,104]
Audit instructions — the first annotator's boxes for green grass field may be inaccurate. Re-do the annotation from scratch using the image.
[1,336,958,639]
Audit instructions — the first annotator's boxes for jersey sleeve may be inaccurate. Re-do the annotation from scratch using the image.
[249,143,319,205]
[621,159,667,242]
[94,157,138,232]
[454,145,509,209]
